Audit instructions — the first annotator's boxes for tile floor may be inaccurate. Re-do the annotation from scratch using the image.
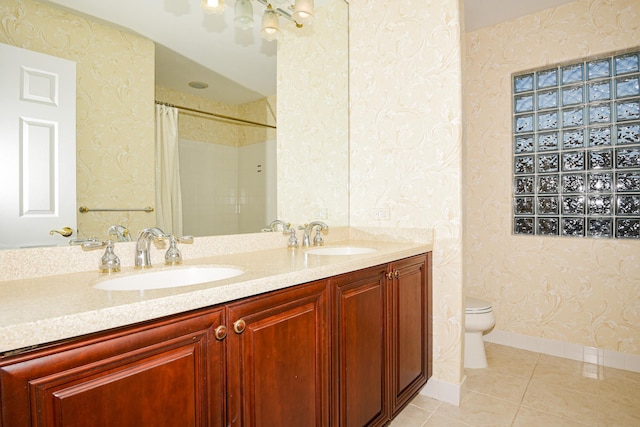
[391,343,640,426]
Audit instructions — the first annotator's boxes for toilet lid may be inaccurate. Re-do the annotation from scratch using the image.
[465,296,492,314]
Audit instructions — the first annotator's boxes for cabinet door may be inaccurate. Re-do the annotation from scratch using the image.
[389,253,432,415]
[226,279,329,427]
[332,264,389,427]
[0,308,226,427]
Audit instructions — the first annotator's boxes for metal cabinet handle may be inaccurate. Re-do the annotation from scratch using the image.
[386,272,394,280]
[233,319,246,334]
[394,271,399,279]
[214,325,227,341]
[49,227,73,237]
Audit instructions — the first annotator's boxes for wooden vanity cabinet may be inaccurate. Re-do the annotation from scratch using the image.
[331,253,432,427]
[0,252,431,427]
[0,280,329,427]
[0,308,227,427]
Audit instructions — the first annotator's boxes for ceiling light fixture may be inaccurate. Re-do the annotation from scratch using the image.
[234,0,254,29]
[260,5,280,41]
[292,0,313,24]
[200,0,314,41]
[200,0,226,15]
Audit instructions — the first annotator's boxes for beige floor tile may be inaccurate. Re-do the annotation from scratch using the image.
[512,407,592,427]
[433,391,519,427]
[597,394,640,426]
[424,413,473,426]
[532,354,601,395]
[522,379,598,426]
[407,394,442,413]
[465,368,529,403]
[388,404,430,427]
[598,366,640,407]
[484,344,539,378]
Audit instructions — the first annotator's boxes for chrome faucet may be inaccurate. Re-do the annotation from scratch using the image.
[300,221,329,247]
[134,227,167,268]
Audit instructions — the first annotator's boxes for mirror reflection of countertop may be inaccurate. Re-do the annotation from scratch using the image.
[0,239,432,354]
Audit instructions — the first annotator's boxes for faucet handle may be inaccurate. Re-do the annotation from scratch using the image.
[164,235,194,265]
[69,237,100,246]
[99,240,121,273]
[80,238,108,250]
[80,239,120,273]
[285,227,299,249]
[313,228,325,246]
[263,220,290,232]
[176,235,194,244]
[164,235,182,265]
[108,225,131,242]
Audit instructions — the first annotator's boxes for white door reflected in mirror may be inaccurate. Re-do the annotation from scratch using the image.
[0,43,77,249]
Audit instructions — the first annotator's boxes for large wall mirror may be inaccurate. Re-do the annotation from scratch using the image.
[0,0,349,249]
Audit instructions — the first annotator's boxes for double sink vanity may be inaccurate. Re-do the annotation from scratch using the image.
[0,230,432,426]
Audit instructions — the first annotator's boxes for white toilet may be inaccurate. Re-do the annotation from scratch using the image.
[464,296,495,369]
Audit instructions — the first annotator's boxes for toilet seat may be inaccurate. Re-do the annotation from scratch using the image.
[465,296,492,314]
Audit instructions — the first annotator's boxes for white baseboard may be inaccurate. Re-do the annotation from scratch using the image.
[420,375,465,406]
[484,329,640,373]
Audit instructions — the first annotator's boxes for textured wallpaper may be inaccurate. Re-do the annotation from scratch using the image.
[277,0,350,227]
[349,0,465,384]
[464,0,640,355]
[0,0,156,241]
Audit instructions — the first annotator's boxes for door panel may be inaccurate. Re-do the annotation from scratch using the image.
[33,346,198,427]
[390,254,431,415]
[332,265,389,427]
[0,42,76,248]
[0,308,226,427]
[226,280,329,427]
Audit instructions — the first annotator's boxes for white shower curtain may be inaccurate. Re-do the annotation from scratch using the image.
[155,104,183,236]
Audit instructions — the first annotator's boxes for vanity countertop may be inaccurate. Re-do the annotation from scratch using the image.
[0,239,431,354]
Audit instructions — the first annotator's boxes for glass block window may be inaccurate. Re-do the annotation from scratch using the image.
[513,49,640,239]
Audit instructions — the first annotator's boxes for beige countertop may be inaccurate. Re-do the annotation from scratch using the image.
[0,238,431,354]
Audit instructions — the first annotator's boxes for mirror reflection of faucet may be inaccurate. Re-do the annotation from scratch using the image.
[262,219,291,232]
[262,220,300,249]
[108,225,131,242]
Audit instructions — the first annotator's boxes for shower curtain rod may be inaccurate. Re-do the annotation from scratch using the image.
[155,101,277,129]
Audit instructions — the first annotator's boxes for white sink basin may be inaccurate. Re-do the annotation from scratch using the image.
[305,246,377,256]
[94,266,245,291]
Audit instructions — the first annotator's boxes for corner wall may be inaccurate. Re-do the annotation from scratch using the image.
[349,0,465,390]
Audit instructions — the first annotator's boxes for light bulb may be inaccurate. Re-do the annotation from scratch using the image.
[261,8,280,42]
[201,0,225,15]
[293,0,313,25]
